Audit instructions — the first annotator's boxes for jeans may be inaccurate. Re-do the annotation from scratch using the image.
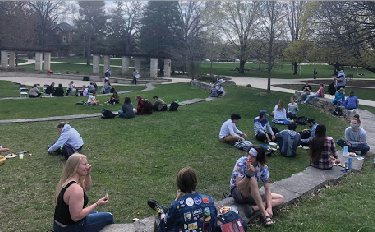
[305,93,318,103]
[337,139,370,155]
[53,211,114,232]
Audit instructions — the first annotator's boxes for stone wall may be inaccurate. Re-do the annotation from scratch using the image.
[294,91,357,121]
[190,79,213,91]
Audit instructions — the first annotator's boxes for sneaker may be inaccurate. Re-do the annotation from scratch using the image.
[147,199,168,215]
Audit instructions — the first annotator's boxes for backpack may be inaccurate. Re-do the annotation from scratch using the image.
[101,108,115,119]
[110,86,115,93]
[143,99,154,113]
[218,211,247,232]
[209,88,219,97]
[300,130,311,139]
[259,144,276,157]
[233,141,253,151]
[271,125,279,134]
[295,116,307,125]
[328,81,336,95]
[169,101,179,111]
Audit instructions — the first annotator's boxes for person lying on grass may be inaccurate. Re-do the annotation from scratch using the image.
[230,146,284,227]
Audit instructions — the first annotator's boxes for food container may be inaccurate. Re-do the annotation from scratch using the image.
[0,156,6,165]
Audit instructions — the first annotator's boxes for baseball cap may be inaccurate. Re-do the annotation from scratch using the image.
[260,110,269,117]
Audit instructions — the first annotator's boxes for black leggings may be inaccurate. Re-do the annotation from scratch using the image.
[255,133,275,143]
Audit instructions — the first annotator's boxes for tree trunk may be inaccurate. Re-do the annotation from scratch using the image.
[86,35,91,66]
[239,59,246,73]
[293,62,298,74]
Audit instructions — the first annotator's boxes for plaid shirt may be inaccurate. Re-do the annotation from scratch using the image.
[311,137,338,170]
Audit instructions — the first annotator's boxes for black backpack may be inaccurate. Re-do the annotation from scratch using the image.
[169,101,179,111]
[101,108,115,119]
[333,106,343,116]
[295,116,307,125]
[143,99,154,112]
[328,81,336,95]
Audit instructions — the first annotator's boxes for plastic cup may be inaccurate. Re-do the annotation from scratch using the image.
[19,153,24,159]
[343,146,348,157]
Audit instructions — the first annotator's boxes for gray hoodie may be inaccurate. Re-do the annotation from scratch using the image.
[276,130,301,157]
[48,124,84,152]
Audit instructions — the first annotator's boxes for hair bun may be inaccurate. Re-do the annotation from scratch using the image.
[354,114,360,119]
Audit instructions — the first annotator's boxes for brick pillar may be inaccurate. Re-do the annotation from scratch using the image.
[103,55,110,75]
[34,52,43,71]
[150,58,158,78]
[93,55,100,74]
[122,56,130,75]
[8,51,16,68]
[163,59,171,77]
[134,57,141,73]
[1,50,8,68]
[43,52,51,70]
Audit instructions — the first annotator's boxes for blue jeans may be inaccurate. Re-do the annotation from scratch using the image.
[305,93,318,103]
[53,211,114,232]
[337,139,370,155]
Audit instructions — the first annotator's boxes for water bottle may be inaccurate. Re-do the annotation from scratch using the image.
[343,146,348,157]
[348,155,353,170]
[344,161,349,171]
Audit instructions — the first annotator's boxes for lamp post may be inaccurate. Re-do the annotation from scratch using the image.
[210,32,214,77]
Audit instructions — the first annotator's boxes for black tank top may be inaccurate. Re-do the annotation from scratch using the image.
[54,181,89,225]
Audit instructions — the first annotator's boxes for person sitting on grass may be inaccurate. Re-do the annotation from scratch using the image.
[310,124,338,170]
[87,92,100,105]
[302,81,312,92]
[337,114,370,156]
[275,121,301,157]
[332,87,345,105]
[343,91,359,110]
[88,82,96,94]
[105,92,120,105]
[46,82,55,96]
[287,96,298,119]
[147,167,220,232]
[300,118,319,147]
[118,97,135,119]
[53,153,114,232]
[271,99,290,124]
[66,81,75,96]
[29,84,41,98]
[152,96,168,111]
[54,83,64,97]
[0,143,10,153]
[230,146,284,227]
[303,83,324,104]
[135,95,153,115]
[48,122,84,160]
[254,110,276,143]
[219,113,247,143]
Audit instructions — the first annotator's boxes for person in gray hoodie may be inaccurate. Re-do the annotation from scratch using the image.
[48,122,84,160]
[275,122,301,157]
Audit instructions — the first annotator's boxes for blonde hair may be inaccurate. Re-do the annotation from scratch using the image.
[277,99,284,111]
[54,153,86,205]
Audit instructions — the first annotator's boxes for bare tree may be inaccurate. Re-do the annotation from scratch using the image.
[215,1,261,73]
[29,1,64,48]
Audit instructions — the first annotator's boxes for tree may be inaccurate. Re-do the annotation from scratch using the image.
[75,1,107,65]
[140,1,183,74]
[260,1,287,93]
[215,1,261,73]
[29,1,64,48]
[107,1,143,54]
[0,2,36,50]
[285,1,307,74]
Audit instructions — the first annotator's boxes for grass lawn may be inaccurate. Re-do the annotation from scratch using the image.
[0,80,145,99]
[359,105,375,116]
[198,62,375,79]
[0,83,353,231]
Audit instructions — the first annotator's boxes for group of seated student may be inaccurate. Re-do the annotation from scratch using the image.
[44,82,65,97]
[88,82,98,94]
[29,84,42,98]
[102,82,113,94]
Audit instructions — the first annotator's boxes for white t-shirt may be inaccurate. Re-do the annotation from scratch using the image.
[87,95,96,103]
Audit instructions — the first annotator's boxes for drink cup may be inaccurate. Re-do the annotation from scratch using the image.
[19,153,24,159]
[343,146,348,157]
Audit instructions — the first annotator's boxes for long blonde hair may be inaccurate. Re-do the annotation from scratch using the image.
[277,99,284,111]
[54,153,86,205]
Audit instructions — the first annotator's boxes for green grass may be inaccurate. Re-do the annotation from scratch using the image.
[275,84,375,101]
[359,105,375,115]
[0,83,352,231]
[199,62,375,79]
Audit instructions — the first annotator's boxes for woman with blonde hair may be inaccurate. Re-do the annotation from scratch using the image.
[272,99,289,124]
[53,154,114,232]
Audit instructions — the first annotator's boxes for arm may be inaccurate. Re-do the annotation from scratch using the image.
[48,133,69,152]
[233,124,243,136]
[331,139,338,158]
[228,123,240,138]
[68,184,108,222]
[266,122,274,136]
[84,166,92,192]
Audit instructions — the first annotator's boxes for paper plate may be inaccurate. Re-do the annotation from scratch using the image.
[269,142,277,146]
[5,154,17,159]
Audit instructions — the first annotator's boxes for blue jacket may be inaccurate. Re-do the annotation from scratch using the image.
[344,96,358,110]
[254,116,273,136]
[276,130,301,157]
[160,193,220,232]
[48,124,84,152]
[332,91,345,103]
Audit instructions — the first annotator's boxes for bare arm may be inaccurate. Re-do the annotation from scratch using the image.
[84,165,92,192]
